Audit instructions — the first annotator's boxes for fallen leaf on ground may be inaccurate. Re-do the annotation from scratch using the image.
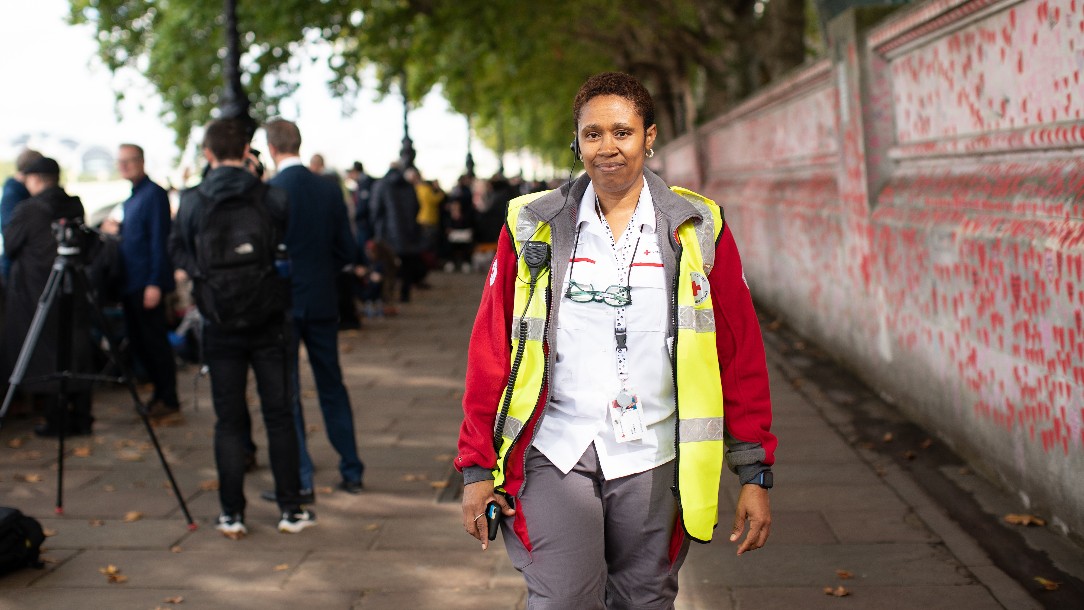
[903,450,917,460]
[103,485,117,492]
[162,596,184,604]
[401,473,427,482]
[919,438,933,449]
[364,523,380,531]
[273,563,290,571]
[15,473,43,483]
[170,545,183,553]
[823,585,850,597]
[316,486,334,495]
[199,480,220,491]
[1004,514,1046,527]
[88,519,105,527]
[99,564,128,583]
[123,511,143,523]
[43,528,57,537]
[73,446,93,458]
[430,481,449,489]
[305,424,320,433]
[835,569,853,579]
[116,450,144,462]
[1034,576,1060,591]
[882,432,894,443]
[7,438,25,448]
[767,320,782,330]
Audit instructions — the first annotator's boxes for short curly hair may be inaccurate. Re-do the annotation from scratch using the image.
[573,72,655,130]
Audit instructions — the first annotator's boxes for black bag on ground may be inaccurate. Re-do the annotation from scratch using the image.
[192,184,288,331]
[0,507,45,575]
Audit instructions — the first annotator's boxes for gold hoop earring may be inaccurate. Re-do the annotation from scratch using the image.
[646,148,655,158]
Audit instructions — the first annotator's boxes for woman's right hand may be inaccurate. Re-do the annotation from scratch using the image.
[462,480,516,550]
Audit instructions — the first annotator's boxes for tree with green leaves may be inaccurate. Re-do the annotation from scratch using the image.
[71,0,815,165]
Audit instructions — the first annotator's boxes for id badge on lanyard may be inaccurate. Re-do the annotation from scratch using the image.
[610,388,644,443]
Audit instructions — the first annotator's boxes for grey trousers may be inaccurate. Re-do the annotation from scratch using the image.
[502,445,691,610]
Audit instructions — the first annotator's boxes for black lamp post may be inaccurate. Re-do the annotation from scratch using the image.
[465,114,475,178]
[399,71,416,169]
[220,0,256,141]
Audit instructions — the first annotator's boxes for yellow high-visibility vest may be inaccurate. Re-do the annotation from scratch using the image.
[493,187,726,542]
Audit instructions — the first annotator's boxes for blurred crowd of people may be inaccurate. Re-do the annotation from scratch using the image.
[0,130,558,535]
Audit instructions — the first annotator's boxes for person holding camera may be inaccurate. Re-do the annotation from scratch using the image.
[1,157,94,437]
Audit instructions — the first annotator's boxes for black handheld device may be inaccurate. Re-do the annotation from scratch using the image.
[485,501,500,541]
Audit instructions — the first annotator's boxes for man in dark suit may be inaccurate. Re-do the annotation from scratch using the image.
[263,119,364,502]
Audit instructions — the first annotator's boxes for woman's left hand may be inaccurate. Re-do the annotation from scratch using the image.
[730,484,771,555]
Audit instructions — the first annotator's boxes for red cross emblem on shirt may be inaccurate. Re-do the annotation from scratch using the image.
[692,279,703,297]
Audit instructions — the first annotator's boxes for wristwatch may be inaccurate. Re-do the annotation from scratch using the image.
[746,471,773,489]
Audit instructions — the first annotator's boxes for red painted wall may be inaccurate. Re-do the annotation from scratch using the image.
[659,0,1084,534]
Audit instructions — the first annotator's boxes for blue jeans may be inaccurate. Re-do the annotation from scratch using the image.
[203,319,303,515]
[291,317,364,489]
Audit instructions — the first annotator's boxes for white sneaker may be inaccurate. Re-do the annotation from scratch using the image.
[278,509,316,533]
[216,513,247,539]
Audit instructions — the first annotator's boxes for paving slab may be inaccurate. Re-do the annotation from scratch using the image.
[0,270,1078,608]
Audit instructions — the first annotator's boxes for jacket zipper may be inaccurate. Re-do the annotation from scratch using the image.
[671,241,683,498]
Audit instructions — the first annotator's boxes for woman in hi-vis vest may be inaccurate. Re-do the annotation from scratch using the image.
[456,72,776,609]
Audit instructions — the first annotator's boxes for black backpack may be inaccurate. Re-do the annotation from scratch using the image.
[0,507,44,575]
[193,183,289,331]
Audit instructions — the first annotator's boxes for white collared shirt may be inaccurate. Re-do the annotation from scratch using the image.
[532,181,675,479]
[275,155,304,172]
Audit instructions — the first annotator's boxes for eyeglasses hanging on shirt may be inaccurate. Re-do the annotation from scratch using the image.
[564,199,647,308]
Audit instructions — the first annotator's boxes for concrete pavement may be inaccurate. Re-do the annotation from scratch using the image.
[0,270,1081,609]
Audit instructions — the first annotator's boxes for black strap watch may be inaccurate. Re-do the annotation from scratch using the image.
[746,471,773,489]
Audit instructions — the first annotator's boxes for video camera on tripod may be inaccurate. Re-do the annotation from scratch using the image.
[50,217,98,259]
[0,214,194,527]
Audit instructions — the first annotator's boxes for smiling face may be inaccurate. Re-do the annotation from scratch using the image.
[577,94,657,199]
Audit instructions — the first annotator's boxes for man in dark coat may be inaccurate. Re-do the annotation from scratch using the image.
[116,143,179,420]
[1,149,44,281]
[1,157,94,436]
[263,119,364,502]
[370,163,423,302]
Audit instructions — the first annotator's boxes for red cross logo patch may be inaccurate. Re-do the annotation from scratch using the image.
[690,271,709,305]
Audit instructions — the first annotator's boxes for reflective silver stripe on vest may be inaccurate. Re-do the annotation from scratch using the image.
[497,414,524,440]
[516,208,539,242]
[677,306,716,333]
[512,316,546,342]
[682,198,718,274]
[679,417,726,442]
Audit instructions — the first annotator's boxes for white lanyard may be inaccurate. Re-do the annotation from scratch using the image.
[595,198,643,394]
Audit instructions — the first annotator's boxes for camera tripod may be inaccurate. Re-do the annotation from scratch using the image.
[0,219,195,529]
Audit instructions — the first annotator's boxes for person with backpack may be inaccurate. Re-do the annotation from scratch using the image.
[168,118,315,539]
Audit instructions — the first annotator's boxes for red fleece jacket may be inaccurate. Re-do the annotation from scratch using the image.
[456,222,776,495]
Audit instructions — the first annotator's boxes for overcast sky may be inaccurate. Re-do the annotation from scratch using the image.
[0,0,505,186]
